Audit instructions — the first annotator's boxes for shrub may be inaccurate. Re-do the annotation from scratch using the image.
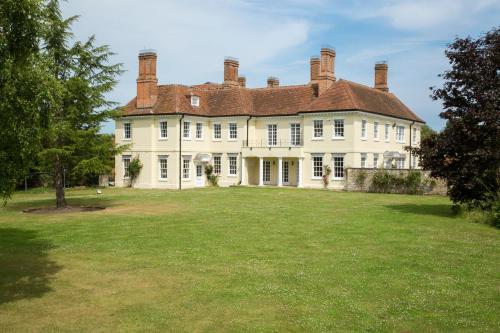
[354,170,367,190]
[370,170,427,194]
[322,165,331,189]
[128,157,143,187]
[205,164,219,187]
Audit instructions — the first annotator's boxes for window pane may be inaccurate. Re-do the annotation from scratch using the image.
[229,156,237,175]
[183,122,190,138]
[333,156,344,179]
[214,124,221,139]
[291,123,301,146]
[313,120,323,138]
[229,123,237,139]
[268,124,277,146]
[213,156,221,174]
[313,156,323,177]
[196,123,203,139]
[334,119,344,138]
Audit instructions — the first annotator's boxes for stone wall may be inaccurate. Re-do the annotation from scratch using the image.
[345,168,447,195]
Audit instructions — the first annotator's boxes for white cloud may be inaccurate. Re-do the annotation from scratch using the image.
[339,0,500,32]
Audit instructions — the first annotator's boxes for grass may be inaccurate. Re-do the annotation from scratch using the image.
[0,187,499,332]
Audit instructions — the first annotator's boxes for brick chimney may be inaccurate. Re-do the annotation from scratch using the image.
[310,56,320,83]
[224,57,239,86]
[136,50,158,109]
[317,47,335,95]
[267,76,279,88]
[374,61,389,92]
[238,76,246,87]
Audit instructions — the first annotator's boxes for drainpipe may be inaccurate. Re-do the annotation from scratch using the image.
[246,116,252,146]
[179,114,185,189]
[409,121,415,170]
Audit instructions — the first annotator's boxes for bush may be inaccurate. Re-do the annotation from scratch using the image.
[205,164,219,187]
[322,165,331,189]
[370,170,427,194]
[128,157,143,187]
[354,170,367,190]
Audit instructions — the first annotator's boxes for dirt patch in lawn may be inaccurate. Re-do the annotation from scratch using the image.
[23,206,106,214]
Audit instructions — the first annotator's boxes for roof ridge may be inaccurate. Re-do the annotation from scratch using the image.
[341,80,360,110]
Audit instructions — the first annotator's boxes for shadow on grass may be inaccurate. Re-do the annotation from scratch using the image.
[385,204,456,218]
[4,196,116,212]
[0,228,61,304]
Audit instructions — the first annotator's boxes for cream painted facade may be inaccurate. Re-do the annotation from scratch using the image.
[115,111,421,189]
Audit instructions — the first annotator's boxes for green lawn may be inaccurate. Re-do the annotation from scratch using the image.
[0,187,498,332]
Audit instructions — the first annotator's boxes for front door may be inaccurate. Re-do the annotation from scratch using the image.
[195,164,204,187]
[283,161,289,185]
[263,160,271,184]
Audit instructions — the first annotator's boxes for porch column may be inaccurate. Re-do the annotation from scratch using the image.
[258,157,264,186]
[297,157,303,188]
[241,157,247,185]
[278,157,283,186]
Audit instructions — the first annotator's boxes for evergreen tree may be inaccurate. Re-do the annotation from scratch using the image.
[38,0,124,208]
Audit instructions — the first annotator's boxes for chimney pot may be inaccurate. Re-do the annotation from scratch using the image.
[238,76,246,87]
[224,57,239,86]
[374,61,389,92]
[137,50,158,108]
[267,76,279,88]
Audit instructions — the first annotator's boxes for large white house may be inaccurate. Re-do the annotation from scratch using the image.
[115,48,425,189]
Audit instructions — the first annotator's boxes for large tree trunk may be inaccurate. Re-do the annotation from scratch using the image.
[54,162,67,209]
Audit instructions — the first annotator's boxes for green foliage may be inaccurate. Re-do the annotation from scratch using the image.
[322,165,331,188]
[128,157,142,187]
[36,0,124,207]
[420,124,437,140]
[0,0,55,201]
[413,27,499,211]
[371,170,428,194]
[354,170,367,190]
[205,164,219,187]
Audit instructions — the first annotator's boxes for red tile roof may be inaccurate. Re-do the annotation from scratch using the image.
[122,79,424,123]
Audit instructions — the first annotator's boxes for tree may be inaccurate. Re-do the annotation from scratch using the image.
[38,0,124,208]
[414,27,500,210]
[0,0,54,201]
[420,124,437,141]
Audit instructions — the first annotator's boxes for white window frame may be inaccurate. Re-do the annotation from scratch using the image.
[333,119,344,139]
[290,123,301,146]
[412,155,418,168]
[396,157,405,169]
[312,154,324,179]
[182,156,191,180]
[412,127,418,144]
[183,121,191,140]
[361,119,367,140]
[213,155,221,175]
[213,123,222,140]
[122,155,131,179]
[123,122,131,140]
[158,155,168,180]
[396,125,405,143]
[361,153,367,168]
[373,153,379,169]
[196,164,203,177]
[313,120,323,139]
[195,122,203,140]
[159,121,168,140]
[374,121,379,140]
[267,124,277,146]
[263,160,271,183]
[228,123,238,140]
[332,154,345,180]
[385,123,390,142]
[228,154,237,176]
[191,95,200,107]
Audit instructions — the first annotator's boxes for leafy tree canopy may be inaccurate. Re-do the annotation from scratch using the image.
[415,27,500,210]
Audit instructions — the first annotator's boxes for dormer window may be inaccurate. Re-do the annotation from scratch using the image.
[191,95,200,107]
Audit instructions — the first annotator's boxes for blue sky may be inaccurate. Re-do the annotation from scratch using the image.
[61,0,500,133]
